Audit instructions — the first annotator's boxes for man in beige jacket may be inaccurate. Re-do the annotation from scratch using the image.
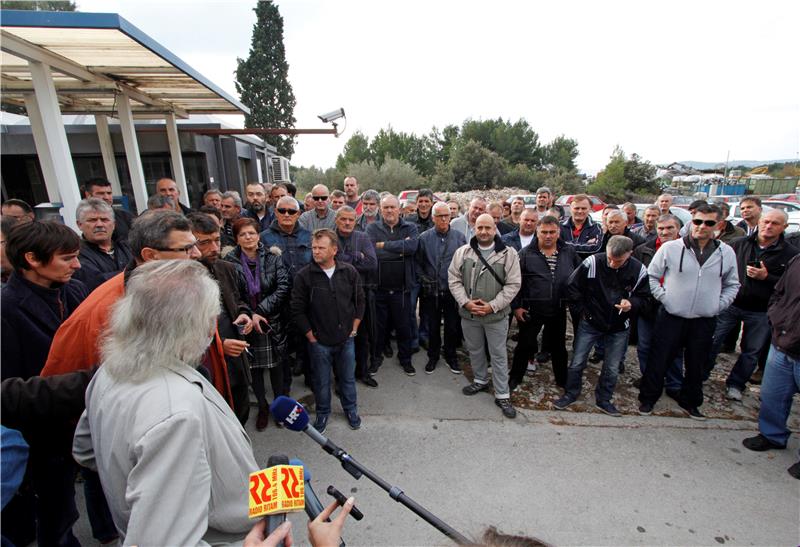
[448,214,521,418]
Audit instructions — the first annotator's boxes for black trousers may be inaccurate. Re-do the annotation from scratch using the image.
[638,309,716,408]
[355,290,374,379]
[373,290,413,367]
[510,309,568,387]
[422,291,460,364]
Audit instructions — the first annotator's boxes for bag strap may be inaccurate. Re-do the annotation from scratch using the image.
[475,248,505,286]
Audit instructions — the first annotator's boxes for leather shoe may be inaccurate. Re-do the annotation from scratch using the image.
[360,376,378,388]
[742,434,786,452]
[256,407,269,431]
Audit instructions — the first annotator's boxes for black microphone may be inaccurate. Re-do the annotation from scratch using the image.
[271,396,470,545]
[290,458,346,547]
[289,458,325,521]
[266,454,289,546]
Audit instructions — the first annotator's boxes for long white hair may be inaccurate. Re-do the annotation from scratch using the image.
[101,259,220,382]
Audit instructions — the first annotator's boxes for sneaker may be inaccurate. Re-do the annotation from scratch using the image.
[368,360,382,376]
[638,402,654,415]
[742,434,786,452]
[401,362,416,376]
[553,394,577,410]
[535,351,550,364]
[678,402,706,421]
[788,461,800,480]
[424,360,436,374]
[508,378,519,392]
[313,414,329,434]
[383,345,393,358]
[596,401,622,417]
[462,382,489,396]
[526,361,537,373]
[346,410,361,430]
[360,376,378,388]
[726,386,743,401]
[447,361,462,375]
[495,398,517,418]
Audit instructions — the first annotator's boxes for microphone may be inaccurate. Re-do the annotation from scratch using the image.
[290,458,346,547]
[266,454,289,547]
[289,458,325,521]
[271,397,470,545]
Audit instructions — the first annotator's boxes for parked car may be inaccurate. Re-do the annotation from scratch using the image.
[555,194,606,211]
[505,195,537,208]
[397,190,445,205]
[762,200,800,213]
[769,193,800,203]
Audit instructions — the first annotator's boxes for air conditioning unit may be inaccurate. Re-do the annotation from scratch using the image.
[271,156,291,183]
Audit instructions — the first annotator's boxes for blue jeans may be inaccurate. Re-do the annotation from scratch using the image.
[637,314,683,391]
[309,338,357,417]
[565,321,628,404]
[757,345,799,446]
[707,305,771,388]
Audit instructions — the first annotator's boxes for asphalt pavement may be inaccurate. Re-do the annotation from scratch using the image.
[73,347,800,546]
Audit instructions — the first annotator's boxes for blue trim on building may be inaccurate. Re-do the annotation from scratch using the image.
[0,9,249,115]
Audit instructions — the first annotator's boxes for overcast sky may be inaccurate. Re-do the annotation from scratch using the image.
[78,0,799,174]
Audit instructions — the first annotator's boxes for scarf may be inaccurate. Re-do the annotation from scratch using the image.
[239,248,262,309]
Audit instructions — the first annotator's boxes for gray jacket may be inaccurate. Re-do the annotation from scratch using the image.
[647,237,740,319]
[299,207,336,232]
[73,362,258,546]
[449,214,475,241]
[448,235,521,323]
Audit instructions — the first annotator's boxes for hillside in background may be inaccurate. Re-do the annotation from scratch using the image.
[679,159,797,170]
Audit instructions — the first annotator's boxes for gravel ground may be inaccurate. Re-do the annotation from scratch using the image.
[458,319,800,428]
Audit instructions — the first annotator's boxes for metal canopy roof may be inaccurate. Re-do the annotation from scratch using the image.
[0,9,249,118]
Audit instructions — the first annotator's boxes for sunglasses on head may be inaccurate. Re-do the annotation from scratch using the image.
[312,195,329,201]
[692,219,717,227]
[276,208,298,215]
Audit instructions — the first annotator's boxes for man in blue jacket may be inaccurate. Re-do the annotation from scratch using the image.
[366,195,419,376]
[260,195,312,389]
[335,206,379,388]
[416,202,466,374]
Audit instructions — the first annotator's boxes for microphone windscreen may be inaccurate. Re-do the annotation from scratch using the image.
[270,396,310,431]
[289,458,311,481]
[268,454,289,467]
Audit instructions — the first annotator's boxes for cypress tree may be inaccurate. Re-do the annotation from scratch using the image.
[235,1,297,158]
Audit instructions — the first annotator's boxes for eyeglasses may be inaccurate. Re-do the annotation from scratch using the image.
[691,219,718,227]
[153,241,199,253]
[276,208,298,215]
[312,195,329,201]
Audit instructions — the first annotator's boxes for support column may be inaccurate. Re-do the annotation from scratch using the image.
[94,115,122,195]
[165,113,189,207]
[26,61,82,230]
[23,93,60,202]
[116,91,148,214]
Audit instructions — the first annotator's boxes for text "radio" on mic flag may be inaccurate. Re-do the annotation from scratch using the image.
[248,464,306,518]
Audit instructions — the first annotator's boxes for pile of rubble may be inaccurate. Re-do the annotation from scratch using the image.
[438,187,531,208]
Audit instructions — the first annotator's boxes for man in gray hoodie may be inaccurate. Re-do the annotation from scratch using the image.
[638,204,740,420]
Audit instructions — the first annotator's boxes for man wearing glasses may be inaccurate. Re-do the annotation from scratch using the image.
[638,204,739,420]
[261,196,313,389]
[42,211,238,405]
[299,184,337,232]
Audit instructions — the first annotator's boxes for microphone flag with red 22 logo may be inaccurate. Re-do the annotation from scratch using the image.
[248,461,305,518]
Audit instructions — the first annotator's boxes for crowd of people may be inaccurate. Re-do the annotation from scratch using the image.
[1,175,799,545]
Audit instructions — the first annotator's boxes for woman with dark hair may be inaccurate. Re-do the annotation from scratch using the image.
[224,217,289,430]
[0,220,88,547]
